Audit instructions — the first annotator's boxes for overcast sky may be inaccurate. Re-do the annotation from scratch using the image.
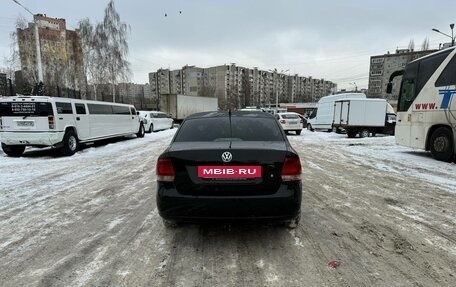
[1,0,455,90]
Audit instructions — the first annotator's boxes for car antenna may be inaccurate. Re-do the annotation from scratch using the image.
[228,109,232,149]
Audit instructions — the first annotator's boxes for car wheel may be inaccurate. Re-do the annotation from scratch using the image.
[307,124,314,132]
[61,130,79,156]
[359,129,370,138]
[149,124,153,133]
[137,123,145,138]
[347,131,357,138]
[430,127,454,162]
[1,143,25,157]
[284,210,301,229]
[296,130,302,135]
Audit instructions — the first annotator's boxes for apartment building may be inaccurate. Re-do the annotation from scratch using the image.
[148,64,337,110]
[368,48,437,99]
[17,14,86,97]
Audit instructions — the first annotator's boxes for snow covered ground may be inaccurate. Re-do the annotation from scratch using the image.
[0,128,455,286]
[289,130,456,193]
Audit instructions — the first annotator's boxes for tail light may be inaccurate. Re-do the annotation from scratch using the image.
[156,158,175,182]
[300,119,303,124]
[281,156,302,181]
[48,116,55,129]
[280,120,286,124]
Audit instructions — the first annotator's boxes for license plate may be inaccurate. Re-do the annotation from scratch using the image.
[198,166,262,179]
[16,121,34,127]
[289,121,298,124]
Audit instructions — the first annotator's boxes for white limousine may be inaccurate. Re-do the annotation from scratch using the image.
[138,110,174,133]
[0,95,145,156]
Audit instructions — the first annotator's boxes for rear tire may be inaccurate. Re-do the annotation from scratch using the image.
[430,127,454,162]
[347,131,357,138]
[137,123,145,138]
[1,143,25,157]
[307,124,314,132]
[296,130,302,135]
[60,130,78,156]
[148,123,153,133]
[359,129,370,138]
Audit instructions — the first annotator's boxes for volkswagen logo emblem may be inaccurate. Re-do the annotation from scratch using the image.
[221,151,232,163]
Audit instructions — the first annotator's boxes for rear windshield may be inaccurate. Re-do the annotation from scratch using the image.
[281,114,300,119]
[0,101,53,117]
[174,117,284,142]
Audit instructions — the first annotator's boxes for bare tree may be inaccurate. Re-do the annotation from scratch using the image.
[78,18,107,100]
[408,39,415,51]
[102,0,131,102]
[77,1,130,102]
[12,16,38,93]
[2,17,25,81]
[421,37,430,51]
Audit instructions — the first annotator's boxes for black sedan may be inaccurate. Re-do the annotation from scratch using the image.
[156,111,302,227]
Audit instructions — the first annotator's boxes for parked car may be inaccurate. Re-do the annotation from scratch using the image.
[155,111,302,228]
[0,95,144,157]
[284,112,307,128]
[138,111,174,133]
[275,112,303,135]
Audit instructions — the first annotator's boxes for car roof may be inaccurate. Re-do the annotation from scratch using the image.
[138,110,165,114]
[278,112,301,116]
[186,111,276,120]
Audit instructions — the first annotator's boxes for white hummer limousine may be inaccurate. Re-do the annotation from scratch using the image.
[0,95,145,156]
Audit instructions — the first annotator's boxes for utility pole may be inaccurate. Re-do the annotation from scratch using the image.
[12,0,43,83]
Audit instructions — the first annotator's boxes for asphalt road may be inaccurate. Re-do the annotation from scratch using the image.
[0,131,455,287]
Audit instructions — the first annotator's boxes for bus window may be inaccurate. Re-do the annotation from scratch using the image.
[398,79,415,112]
[416,51,449,93]
[435,54,456,87]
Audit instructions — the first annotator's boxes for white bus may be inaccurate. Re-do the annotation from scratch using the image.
[0,95,145,157]
[387,46,456,162]
[306,93,366,131]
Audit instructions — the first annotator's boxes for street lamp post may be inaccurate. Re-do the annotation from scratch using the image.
[12,0,43,83]
[269,68,289,113]
[350,82,358,92]
[432,23,455,47]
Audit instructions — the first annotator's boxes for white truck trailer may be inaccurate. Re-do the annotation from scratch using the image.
[306,93,366,131]
[159,94,218,122]
[333,98,396,138]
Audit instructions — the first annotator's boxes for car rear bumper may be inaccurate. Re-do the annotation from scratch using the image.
[156,182,302,222]
[0,131,64,146]
[282,125,302,131]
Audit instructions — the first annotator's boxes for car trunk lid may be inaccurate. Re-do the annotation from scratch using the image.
[167,141,288,196]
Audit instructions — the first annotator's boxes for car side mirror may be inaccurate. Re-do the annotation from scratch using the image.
[386,83,393,94]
